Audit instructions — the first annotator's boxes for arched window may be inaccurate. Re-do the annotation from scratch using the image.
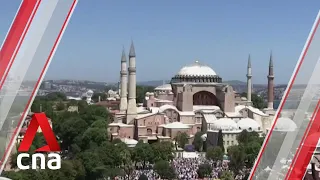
[164,109,179,123]
[147,128,152,135]
[193,91,219,106]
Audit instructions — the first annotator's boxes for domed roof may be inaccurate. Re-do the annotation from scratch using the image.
[274,117,297,132]
[201,133,207,141]
[212,118,238,131]
[108,89,116,94]
[177,61,217,77]
[86,90,93,97]
[237,118,261,131]
[159,104,178,113]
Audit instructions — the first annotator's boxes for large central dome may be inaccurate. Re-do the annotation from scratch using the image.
[177,61,217,76]
[171,60,222,84]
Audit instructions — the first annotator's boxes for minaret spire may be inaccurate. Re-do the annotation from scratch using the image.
[246,54,252,103]
[119,47,128,115]
[121,47,126,62]
[126,41,137,123]
[267,51,274,109]
[129,40,136,58]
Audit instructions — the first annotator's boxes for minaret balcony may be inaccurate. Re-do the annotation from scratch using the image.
[128,67,136,72]
[120,71,127,75]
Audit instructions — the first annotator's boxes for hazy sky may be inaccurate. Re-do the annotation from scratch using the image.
[1,1,320,84]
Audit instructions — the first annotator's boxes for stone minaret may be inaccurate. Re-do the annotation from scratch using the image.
[246,54,252,103]
[267,52,274,109]
[126,41,137,123]
[119,48,128,113]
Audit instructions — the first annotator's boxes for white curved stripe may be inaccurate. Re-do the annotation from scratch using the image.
[0,0,23,50]
[0,0,41,86]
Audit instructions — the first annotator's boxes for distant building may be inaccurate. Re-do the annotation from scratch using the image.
[96,100,120,114]
[43,81,52,90]
[68,105,79,112]
[107,42,280,150]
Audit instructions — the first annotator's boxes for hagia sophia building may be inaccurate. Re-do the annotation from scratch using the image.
[102,41,295,152]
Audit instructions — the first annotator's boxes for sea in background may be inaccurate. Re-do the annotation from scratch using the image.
[273,100,318,112]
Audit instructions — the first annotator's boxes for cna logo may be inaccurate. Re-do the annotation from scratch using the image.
[17,113,61,170]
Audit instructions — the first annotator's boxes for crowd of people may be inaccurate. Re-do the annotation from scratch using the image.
[172,157,227,179]
[112,155,251,180]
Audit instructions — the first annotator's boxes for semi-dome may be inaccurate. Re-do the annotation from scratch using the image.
[159,104,178,113]
[274,117,297,132]
[237,118,261,131]
[177,61,217,76]
[212,118,238,131]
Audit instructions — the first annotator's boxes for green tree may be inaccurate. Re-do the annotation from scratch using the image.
[3,169,43,180]
[237,130,263,167]
[56,101,65,111]
[31,98,41,112]
[67,99,78,106]
[46,92,67,101]
[175,132,189,149]
[206,146,224,161]
[237,129,263,145]
[154,160,176,180]
[152,141,174,161]
[136,85,155,103]
[77,100,88,112]
[113,142,133,177]
[228,145,246,172]
[31,99,54,115]
[197,163,212,178]
[92,93,107,102]
[79,105,110,125]
[44,159,86,180]
[54,116,88,151]
[241,92,266,109]
[193,131,204,151]
[217,129,225,152]
[237,129,250,144]
[112,138,123,144]
[220,171,235,180]
[132,141,154,168]
[243,141,261,167]
[78,149,106,179]
[81,127,108,149]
